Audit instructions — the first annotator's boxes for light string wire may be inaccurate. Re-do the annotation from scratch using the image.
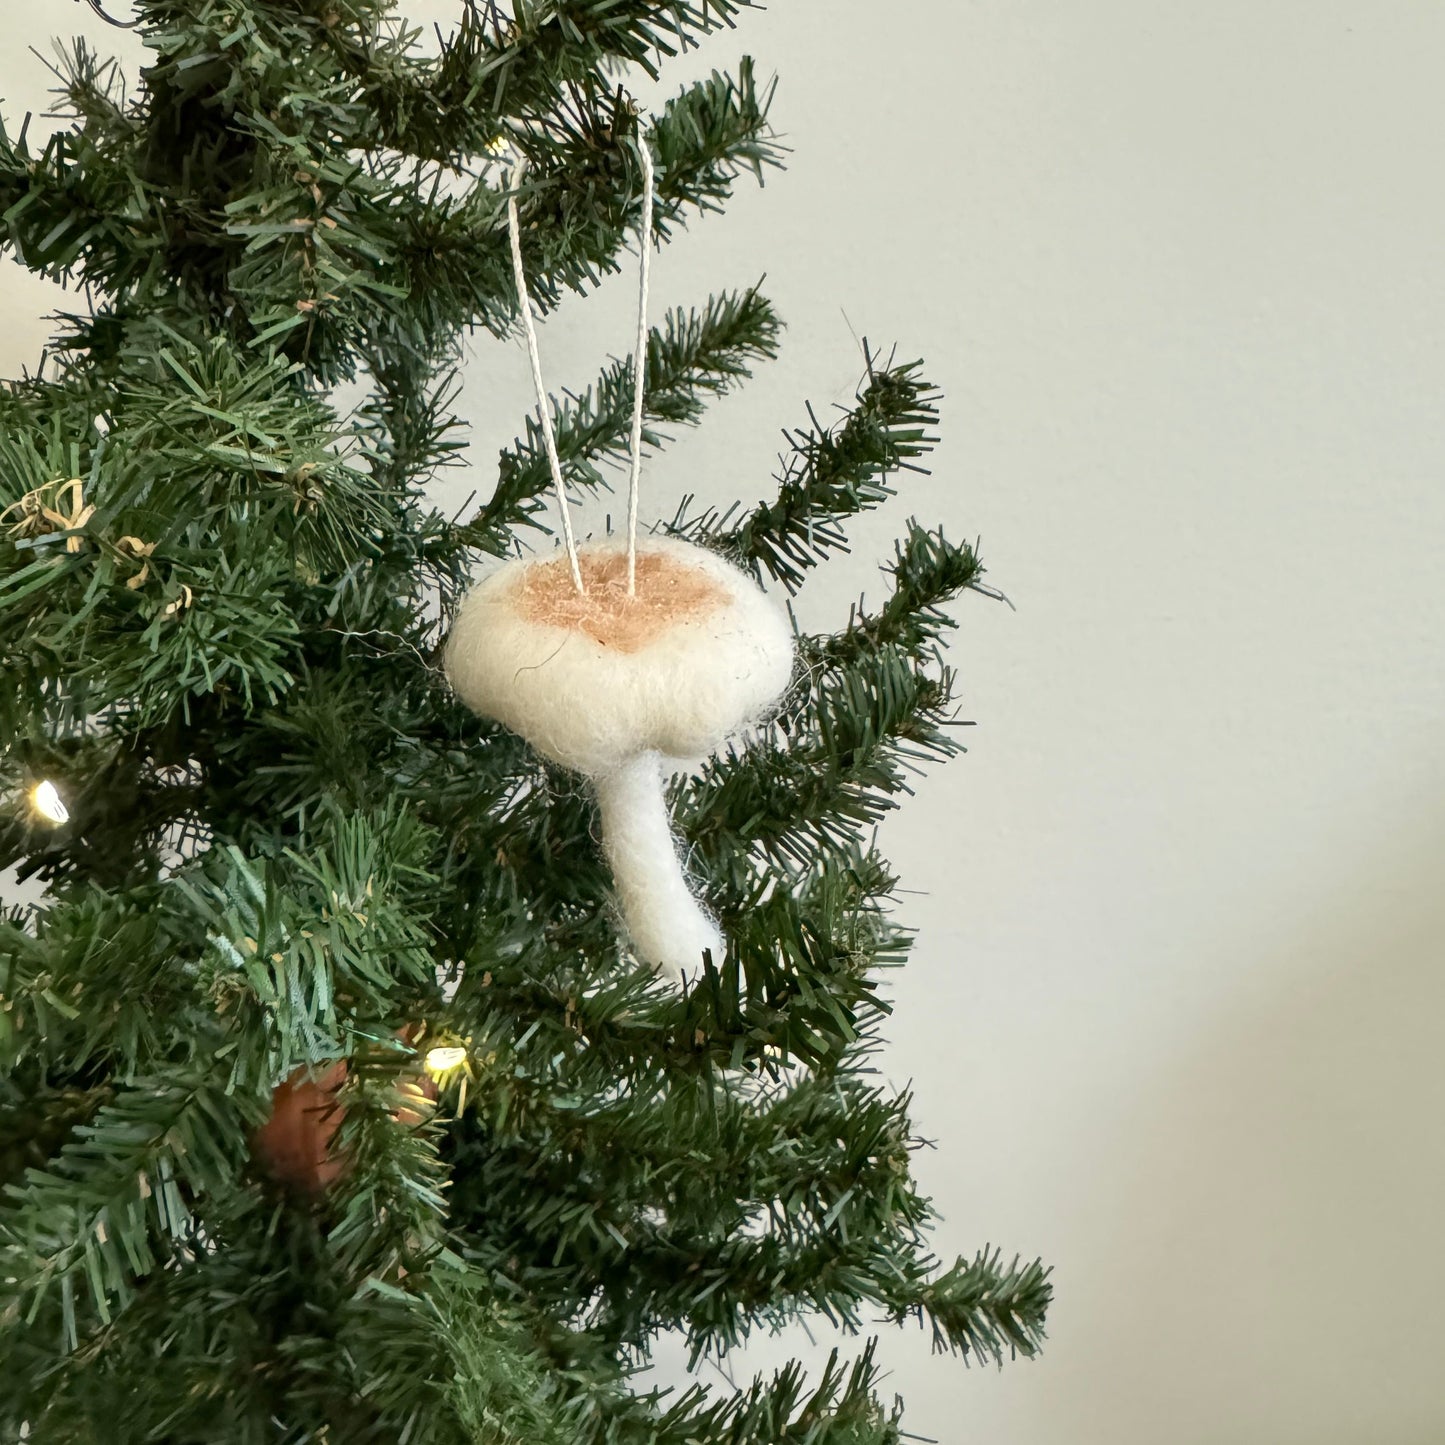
[625,140,655,595]
[506,157,586,594]
[81,0,142,28]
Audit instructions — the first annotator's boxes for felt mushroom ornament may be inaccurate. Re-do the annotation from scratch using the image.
[445,142,794,977]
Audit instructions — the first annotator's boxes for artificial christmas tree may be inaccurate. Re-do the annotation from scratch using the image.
[0,3,1050,1440]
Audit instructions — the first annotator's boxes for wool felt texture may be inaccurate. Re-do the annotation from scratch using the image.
[517,546,726,653]
[445,534,795,973]
[595,750,725,976]
[445,535,794,777]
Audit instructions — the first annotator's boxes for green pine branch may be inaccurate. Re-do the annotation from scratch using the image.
[619,1341,904,1445]
[178,805,442,1083]
[356,357,470,499]
[445,1064,920,1261]
[0,885,182,1077]
[312,1266,568,1445]
[887,1248,1054,1363]
[353,1,760,164]
[0,332,432,740]
[4,42,778,391]
[684,645,963,877]
[0,113,141,286]
[814,522,990,666]
[682,525,991,880]
[436,828,901,1091]
[648,58,782,226]
[0,729,193,889]
[0,1073,254,1346]
[698,842,907,1069]
[442,1021,944,1356]
[685,352,941,591]
[4,1206,497,1444]
[654,1234,1049,1374]
[324,1069,452,1285]
[400,59,780,339]
[0,1077,113,1200]
[464,285,781,551]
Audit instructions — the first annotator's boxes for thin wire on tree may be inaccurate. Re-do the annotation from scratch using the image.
[81,0,141,28]
[506,159,586,594]
[626,140,656,595]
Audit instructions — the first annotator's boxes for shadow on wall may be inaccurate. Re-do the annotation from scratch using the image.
[1053,802,1445,1445]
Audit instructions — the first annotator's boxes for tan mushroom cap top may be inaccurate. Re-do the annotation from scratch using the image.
[515,548,728,652]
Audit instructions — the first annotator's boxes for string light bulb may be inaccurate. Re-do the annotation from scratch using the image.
[424,1045,468,1076]
[30,780,69,825]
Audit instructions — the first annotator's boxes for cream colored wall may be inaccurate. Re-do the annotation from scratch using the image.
[4,4,1443,1441]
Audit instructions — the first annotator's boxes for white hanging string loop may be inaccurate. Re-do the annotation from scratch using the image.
[506,157,586,594]
[625,139,655,596]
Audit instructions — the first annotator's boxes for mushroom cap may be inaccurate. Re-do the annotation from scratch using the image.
[444,535,795,776]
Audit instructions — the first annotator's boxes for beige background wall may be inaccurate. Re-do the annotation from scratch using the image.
[4,4,1444,1441]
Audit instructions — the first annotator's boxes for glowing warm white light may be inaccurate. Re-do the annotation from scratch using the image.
[424,1046,468,1075]
[31,780,69,825]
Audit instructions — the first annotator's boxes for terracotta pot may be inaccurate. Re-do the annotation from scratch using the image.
[251,1059,349,1195]
[251,1056,437,1195]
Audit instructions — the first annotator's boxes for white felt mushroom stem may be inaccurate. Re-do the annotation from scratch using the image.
[594,750,723,978]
